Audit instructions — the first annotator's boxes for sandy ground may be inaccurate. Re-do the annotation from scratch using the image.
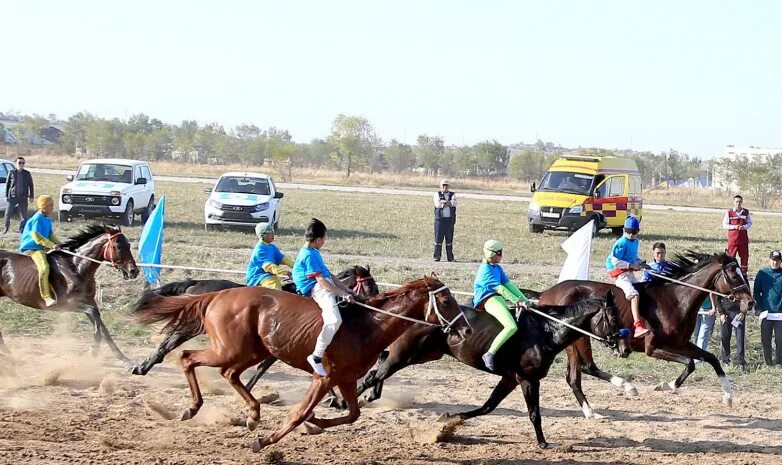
[1,334,781,465]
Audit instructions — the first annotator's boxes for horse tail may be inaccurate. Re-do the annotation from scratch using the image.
[132,291,220,336]
[150,278,199,297]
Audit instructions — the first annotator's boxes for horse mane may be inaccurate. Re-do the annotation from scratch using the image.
[663,249,733,280]
[59,224,119,251]
[363,275,439,307]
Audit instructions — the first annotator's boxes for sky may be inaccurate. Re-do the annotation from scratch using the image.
[2,1,781,157]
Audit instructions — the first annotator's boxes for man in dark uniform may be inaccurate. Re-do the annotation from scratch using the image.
[433,179,456,262]
[4,156,35,234]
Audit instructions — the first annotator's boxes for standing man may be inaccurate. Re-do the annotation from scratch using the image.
[719,296,747,373]
[4,156,35,234]
[722,194,752,275]
[433,179,456,262]
[753,250,782,367]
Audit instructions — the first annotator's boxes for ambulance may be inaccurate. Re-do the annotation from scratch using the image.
[527,155,643,235]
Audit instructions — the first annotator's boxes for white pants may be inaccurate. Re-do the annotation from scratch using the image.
[312,280,342,358]
[614,272,639,299]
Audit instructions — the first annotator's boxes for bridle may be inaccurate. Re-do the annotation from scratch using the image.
[100,232,124,269]
[425,285,466,332]
[718,262,750,302]
[351,275,376,297]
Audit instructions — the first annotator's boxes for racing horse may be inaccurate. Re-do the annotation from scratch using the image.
[132,276,470,451]
[130,265,378,375]
[0,224,139,362]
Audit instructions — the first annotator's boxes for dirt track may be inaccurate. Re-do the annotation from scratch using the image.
[1,335,781,465]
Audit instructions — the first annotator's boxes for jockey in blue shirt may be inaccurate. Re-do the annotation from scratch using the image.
[246,222,293,289]
[19,195,60,307]
[606,216,651,338]
[643,242,673,282]
[292,218,357,377]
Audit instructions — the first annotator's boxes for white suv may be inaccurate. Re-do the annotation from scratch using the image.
[204,172,283,230]
[59,158,156,226]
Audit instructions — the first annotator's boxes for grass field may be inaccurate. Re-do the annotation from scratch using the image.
[1,172,781,392]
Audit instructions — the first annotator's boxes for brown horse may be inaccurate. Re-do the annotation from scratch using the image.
[539,251,754,411]
[133,275,470,451]
[0,224,140,362]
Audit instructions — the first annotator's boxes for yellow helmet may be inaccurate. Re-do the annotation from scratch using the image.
[37,195,54,210]
[483,239,504,260]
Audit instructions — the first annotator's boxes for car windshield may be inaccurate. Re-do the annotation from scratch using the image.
[215,176,271,195]
[538,171,594,195]
[76,163,133,183]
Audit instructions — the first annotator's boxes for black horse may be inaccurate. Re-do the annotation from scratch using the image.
[130,266,379,376]
[351,291,622,448]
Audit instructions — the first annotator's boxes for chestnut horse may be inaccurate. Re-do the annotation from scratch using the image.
[130,265,379,376]
[539,251,754,412]
[0,224,139,362]
[132,275,470,451]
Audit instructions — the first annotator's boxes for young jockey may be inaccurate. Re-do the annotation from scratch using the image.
[19,195,60,307]
[246,221,293,290]
[473,240,530,371]
[292,218,356,377]
[642,242,673,282]
[606,216,650,338]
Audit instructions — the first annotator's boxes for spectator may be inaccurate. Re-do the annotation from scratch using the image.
[693,295,718,352]
[643,242,673,282]
[719,297,746,372]
[722,194,752,275]
[433,179,456,262]
[753,250,782,367]
[4,156,34,234]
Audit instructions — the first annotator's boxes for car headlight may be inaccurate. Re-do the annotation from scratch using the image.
[111,197,121,206]
[62,194,72,204]
[209,199,223,209]
[254,202,270,212]
[569,205,583,214]
[528,202,540,214]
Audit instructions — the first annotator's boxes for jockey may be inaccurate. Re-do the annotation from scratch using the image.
[246,221,293,290]
[473,240,530,371]
[292,218,356,377]
[19,195,60,307]
[606,216,650,338]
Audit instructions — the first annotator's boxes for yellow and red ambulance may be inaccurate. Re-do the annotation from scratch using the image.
[527,155,643,235]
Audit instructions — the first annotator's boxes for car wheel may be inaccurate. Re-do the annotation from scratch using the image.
[590,215,600,237]
[529,223,544,233]
[204,223,213,232]
[58,211,71,223]
[122,200,135,227]
[140,196,155,224]
[273,213,279,231]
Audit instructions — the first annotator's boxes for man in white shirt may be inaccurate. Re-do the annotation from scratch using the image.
[722,194,752,274]
[433,179,457,262]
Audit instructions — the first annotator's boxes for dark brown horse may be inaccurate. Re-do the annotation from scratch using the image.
[130,265,379,376]
[541,251,754,411]
[132,276,469,451]
[0,224,140,362]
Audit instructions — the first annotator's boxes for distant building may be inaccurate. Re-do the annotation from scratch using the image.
[713,145,782,191]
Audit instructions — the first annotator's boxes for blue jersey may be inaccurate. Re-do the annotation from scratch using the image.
[643,260,672,282]
[605,236,641,275]
[473,261,510,307]
[19,212,54,253]
[292,246,331,296]
[246,241,286,286]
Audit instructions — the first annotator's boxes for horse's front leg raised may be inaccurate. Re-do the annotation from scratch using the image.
[443,374,517,421]
[244,357,277,391]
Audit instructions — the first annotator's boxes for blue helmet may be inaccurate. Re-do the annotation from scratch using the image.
[624,216,640,230]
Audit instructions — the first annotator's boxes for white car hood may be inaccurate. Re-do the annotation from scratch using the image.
[210,192,271,206]
[62,181,132,194]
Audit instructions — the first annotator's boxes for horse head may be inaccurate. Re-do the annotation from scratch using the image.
[714,252,754,313]
[419,276,472,340]
[101,226,140,280]
[353,265,379,297]
[590,290,628,354]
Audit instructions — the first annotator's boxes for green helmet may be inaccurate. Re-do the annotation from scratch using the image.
[255,221,274,238]
[483,239,504,260]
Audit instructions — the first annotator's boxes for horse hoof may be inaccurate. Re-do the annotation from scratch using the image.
[591,413,606,420]
[723,395,733,407]
[654,381,675,392]
[251,436,271,453]
[246,418,259,432]
[624,385,639,397]
[538,441,551,449]
[181,409,195,421]
[435,413,452,423]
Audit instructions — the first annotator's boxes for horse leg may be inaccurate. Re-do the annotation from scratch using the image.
[220,356,264,431]
[649,344,732,405]
[565,345,597,419]
[308,380,361,430]
[131,330,193,376]
[244,357,277,391]
[517,377,549,449]
[252,376,333,452]
[179,347,237,420]
[576,339,638,397]
[446,374,517,421]
[83,311,102,357]
[88,306,131,364]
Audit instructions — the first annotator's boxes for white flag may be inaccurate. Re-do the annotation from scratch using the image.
[558,220,593,283]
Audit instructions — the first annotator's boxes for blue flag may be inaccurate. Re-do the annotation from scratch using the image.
[138,195,165,285]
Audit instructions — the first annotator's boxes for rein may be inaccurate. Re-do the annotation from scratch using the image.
[350,285,463,330]
[526,305,611,343]
[646,265,748,300]
[49,233,122,268]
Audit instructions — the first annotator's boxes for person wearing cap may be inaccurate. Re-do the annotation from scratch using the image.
[722,194,752,275]
[19,195,60,307]
[246,222,293,290]
[753,250,782,367]
[433,179,457,262]
[605,216,650,338]
[473,240,531,371]
[292,218,356,377]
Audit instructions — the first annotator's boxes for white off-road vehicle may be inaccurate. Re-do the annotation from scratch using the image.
[59,158,156,226]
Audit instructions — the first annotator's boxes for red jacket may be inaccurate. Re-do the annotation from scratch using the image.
[727,208,750,246]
